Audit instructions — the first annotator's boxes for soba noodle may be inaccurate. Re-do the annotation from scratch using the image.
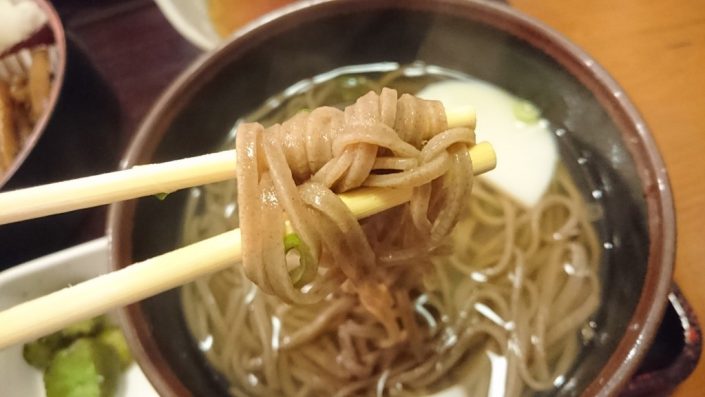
[181,66,601,397]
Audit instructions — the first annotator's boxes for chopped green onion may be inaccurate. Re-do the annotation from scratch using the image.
[154,192,169,200]
[284,233,302,252]
[338,76,375,103]
[341,76,365,89]
[283,233,317,288]
[513,100,541,124]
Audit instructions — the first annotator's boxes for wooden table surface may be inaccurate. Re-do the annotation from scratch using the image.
[511,0,705,394]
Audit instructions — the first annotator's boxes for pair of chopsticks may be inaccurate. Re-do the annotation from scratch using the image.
[0,108,496,348]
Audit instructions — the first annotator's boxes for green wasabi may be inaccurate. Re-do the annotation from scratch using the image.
[23,333,64,370]
[61,316,107,339]
[97,327,132,370]
[23,316,132,397]
[43,339,121,397]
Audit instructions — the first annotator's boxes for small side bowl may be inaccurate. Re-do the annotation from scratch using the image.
[0,0,66,188]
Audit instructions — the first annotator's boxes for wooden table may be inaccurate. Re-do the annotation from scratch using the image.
[511,0,705,394]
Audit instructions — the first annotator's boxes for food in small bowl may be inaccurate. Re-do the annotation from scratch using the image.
[110,0,674,396]
[0,0,63,184]
[0,47,54,173]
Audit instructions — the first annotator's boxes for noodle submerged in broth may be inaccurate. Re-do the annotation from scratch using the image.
[181,64,601,397]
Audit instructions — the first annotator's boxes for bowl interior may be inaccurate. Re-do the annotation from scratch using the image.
[111,1,672,395]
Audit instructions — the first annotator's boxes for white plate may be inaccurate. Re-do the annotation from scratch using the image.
[0,238,158,397]
[154,0,220,51]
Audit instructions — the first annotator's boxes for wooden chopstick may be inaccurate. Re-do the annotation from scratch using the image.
[0,107,476,226]
[0,142,494,349]
[0,150,238,225]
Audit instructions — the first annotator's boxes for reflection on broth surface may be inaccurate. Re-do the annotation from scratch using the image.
[180,63,603,397]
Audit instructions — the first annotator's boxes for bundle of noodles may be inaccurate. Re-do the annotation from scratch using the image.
[237,87,473,310]
[224,88,474,393]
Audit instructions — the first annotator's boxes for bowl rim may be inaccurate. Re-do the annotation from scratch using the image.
[108,0,676,396]
[0,0,67,188]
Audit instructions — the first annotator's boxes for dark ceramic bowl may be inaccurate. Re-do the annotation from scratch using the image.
[109,0,675,395]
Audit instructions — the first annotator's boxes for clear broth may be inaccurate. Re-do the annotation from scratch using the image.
[180,63,606,397]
